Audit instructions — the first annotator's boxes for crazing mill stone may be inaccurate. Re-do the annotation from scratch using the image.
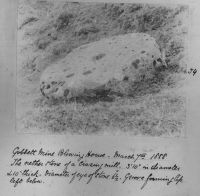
[40,33,164,100]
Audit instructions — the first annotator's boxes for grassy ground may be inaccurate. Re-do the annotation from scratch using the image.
[17,1,188,136]
[26,87,186,136]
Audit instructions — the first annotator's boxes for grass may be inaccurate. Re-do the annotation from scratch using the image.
[23,88,185,136]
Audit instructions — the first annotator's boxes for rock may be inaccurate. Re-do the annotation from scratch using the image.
[40,33,164,100]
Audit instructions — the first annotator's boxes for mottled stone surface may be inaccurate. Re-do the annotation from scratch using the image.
[40,33,163,99]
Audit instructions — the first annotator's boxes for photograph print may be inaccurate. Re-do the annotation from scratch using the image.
[17,0,189,136]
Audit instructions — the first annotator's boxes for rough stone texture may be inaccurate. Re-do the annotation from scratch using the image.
[40,33,164,99]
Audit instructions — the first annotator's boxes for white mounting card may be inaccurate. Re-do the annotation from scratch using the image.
[0,0,199,196]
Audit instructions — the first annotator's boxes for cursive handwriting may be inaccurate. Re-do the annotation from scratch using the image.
[7,146,184,190]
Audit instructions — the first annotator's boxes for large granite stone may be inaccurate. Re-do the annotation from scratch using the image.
[40,33,164,100]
